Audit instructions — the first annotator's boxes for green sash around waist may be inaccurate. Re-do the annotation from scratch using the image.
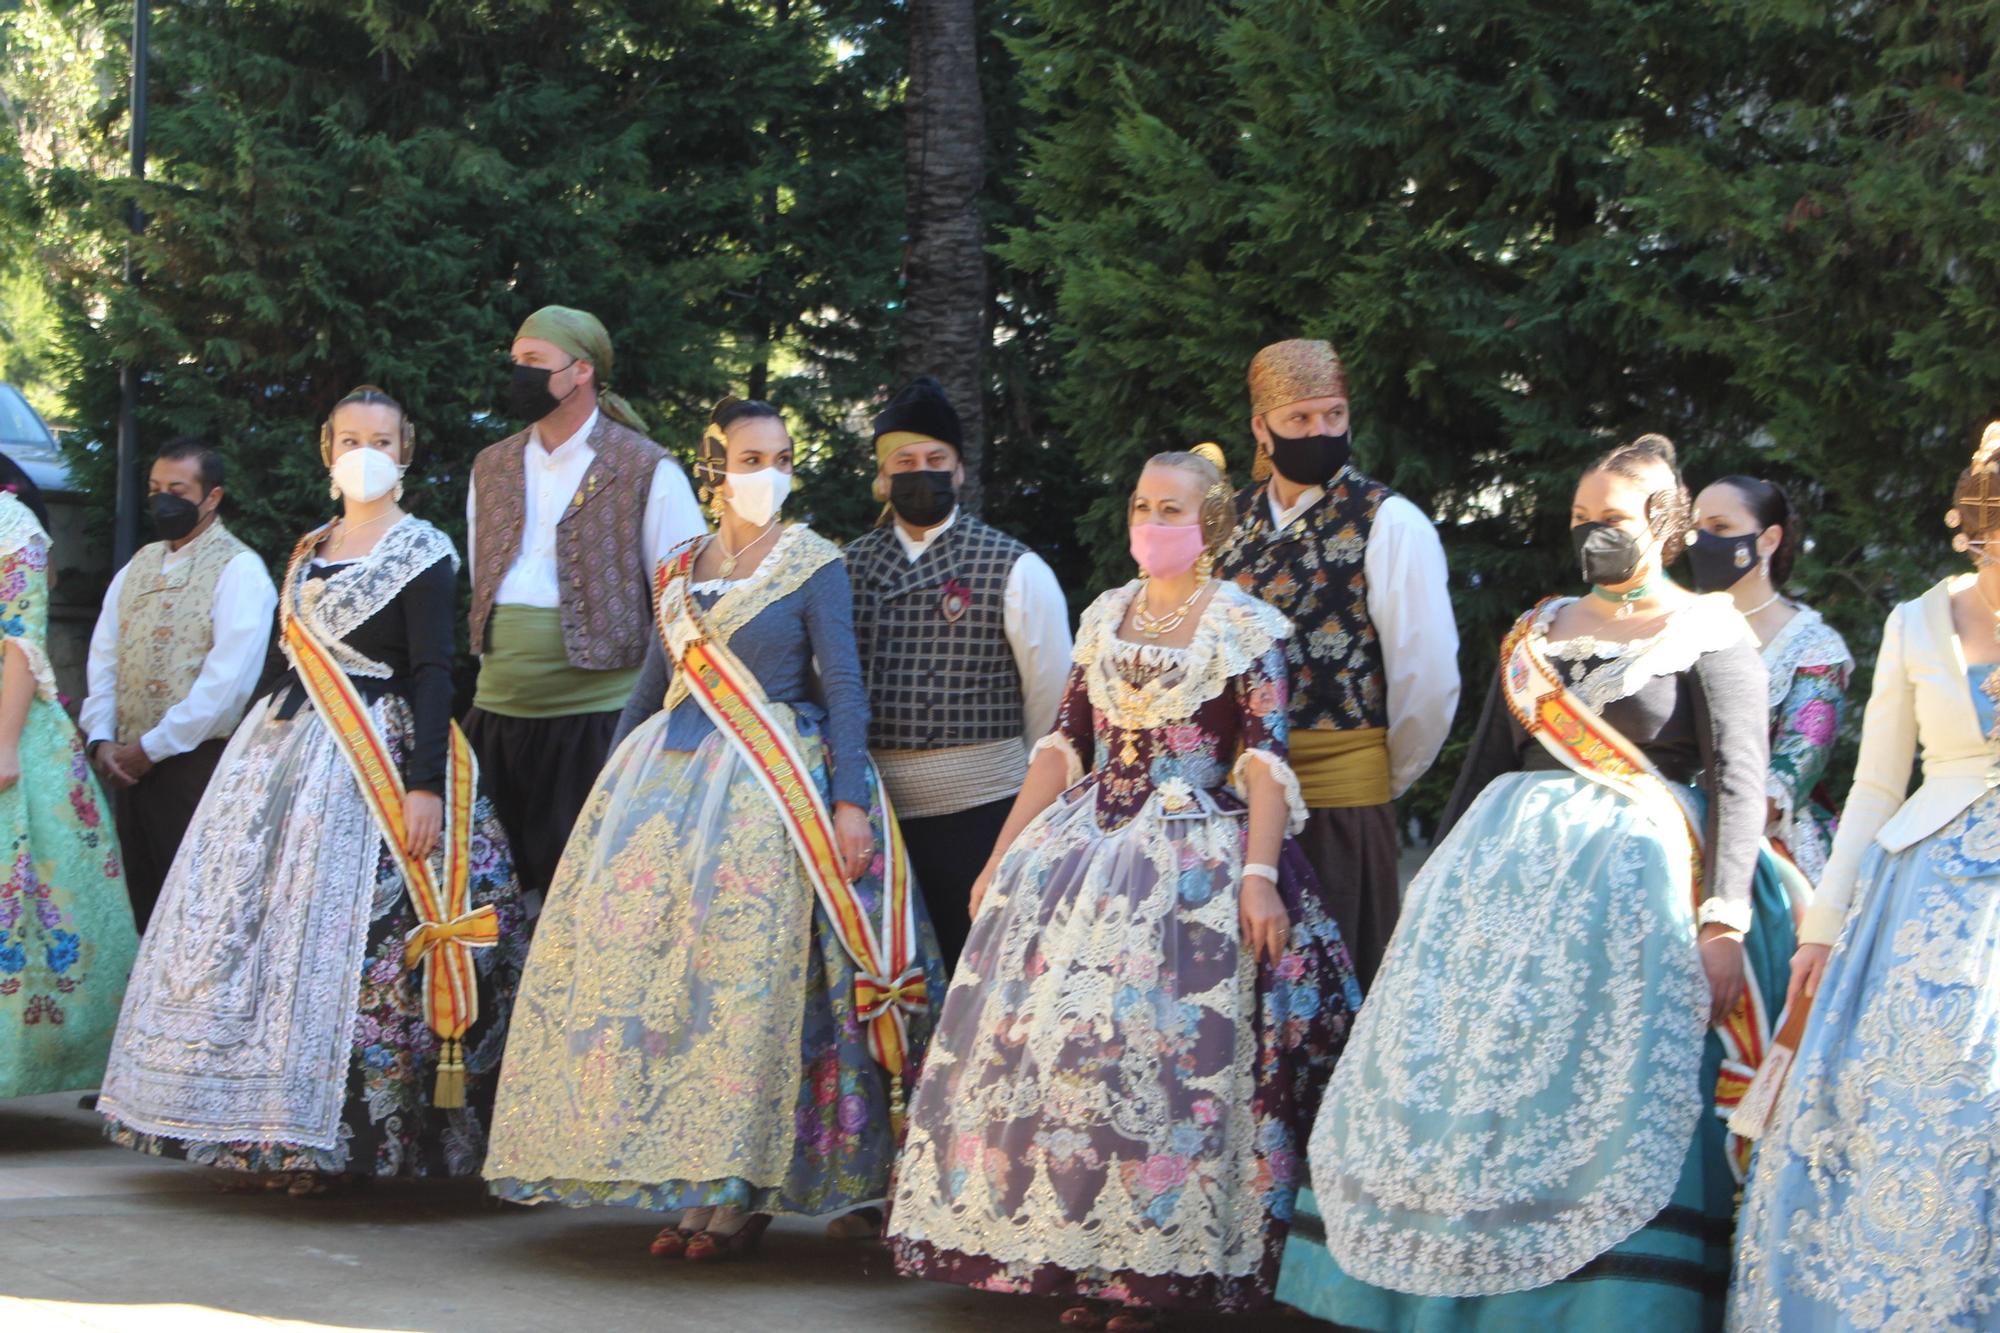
[472,605,638,718]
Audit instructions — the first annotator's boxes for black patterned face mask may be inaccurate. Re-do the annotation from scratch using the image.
[1684,529,1762,592]
[1572,521,1647,587]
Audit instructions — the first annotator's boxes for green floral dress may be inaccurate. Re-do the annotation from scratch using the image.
[0,492,137,1097]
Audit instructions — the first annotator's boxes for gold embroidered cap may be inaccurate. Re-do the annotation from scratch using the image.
[1248,339,1349,417]
[1947,420,2000,549]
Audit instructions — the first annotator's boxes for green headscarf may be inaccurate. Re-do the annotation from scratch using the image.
[513,305,648,433]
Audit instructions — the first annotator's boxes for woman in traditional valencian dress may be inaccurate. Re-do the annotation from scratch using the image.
[888,447,1359,1333]
[100,387,528,1192]
[1279,435,1791,1331]
[1728,427,2000,1331]
[484,399,944,1261]
[1686,475,1853,885]
[0,490,138,1098]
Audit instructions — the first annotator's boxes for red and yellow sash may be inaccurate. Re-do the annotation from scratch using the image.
[1500,602,1771,1180]
[281,524,497,1107]
[657,547,927,1102]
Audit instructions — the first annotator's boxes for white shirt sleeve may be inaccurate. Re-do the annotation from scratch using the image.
[138,551,279,762]
[1004,551,1074,743]
[465,474,479,574]
[79,563,132,746]
[643,458,708,567]
[1364,494,1460,797]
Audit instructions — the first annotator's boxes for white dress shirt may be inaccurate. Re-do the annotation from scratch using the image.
[465,408,706,608]
[891,508,1073,741]
[79,545,278,763]
[1268,482,1460,798]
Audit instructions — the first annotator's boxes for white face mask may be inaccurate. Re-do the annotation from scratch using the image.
[331,447,403,504]
[724,466,792,527]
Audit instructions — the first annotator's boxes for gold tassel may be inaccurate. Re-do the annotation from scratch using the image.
[434,1036,466,1109]
[889,1070,907,1142]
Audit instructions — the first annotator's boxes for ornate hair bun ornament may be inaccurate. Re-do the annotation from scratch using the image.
[1948,419,2000,551]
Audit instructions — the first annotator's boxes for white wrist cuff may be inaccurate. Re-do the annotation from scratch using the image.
[1243,863,1280,884]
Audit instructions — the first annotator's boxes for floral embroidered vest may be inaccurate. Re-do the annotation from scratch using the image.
[1215,471,1390,732]
[847,515,1027,749]
[113,521,252,745]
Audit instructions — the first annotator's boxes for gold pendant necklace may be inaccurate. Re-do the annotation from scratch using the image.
[1134,578,1206,638]
[715,520,777,579]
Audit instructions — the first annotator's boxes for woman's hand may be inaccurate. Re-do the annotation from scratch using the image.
[834,801,874,883]
[969,858,999,921]
[1698,924,1747,1025]
[1241,871,1290,967]
[1785,942,1833,1015]
[403,790,443,862]
[0,743,17,794]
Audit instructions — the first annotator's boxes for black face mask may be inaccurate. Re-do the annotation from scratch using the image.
[149,492,204,542]
[1266,429,1352,488]
[506,360,577,423]
[888,469,957,528]
[1572,521,1648,587]
[1684,529,1762,593]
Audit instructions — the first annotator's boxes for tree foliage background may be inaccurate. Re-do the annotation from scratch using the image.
[5,0,2000,821]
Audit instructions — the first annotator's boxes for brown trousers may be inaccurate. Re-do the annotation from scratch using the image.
[1295,801,1402,994]
[114,737,229,932]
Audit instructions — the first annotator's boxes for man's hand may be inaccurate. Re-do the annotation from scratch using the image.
[104,741,152,787]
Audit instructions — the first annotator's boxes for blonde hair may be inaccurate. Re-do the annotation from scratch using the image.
[1134,444,1236,553]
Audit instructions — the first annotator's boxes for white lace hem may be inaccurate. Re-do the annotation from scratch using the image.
[1231,748,1307,835]
[1030,731,1085,787]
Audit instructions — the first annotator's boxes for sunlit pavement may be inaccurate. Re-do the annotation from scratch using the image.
[0,1093,1319,1332]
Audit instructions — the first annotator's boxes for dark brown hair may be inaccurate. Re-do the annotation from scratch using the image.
[1585,432,1691,563]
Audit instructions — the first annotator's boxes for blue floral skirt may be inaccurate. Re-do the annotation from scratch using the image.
[1728,792,2000,1331]
[1278,772,1793,1331]
[484,711,946,1217]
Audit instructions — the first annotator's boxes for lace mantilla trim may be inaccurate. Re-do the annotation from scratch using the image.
[1030,731,1085,787]
[286,517,458,681]
[0,491,45,560]
[1075,581,1292,731]
[659,526,838,714]
[1231,748,1307,835]
[1534,593,1754,711]
[1760,605,1853,708]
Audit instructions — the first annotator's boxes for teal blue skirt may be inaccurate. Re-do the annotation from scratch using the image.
[1277,774,1795,1331]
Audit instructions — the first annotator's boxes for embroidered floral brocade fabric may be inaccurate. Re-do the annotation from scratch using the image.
[1727,665,2000,1331]
[0,520,138,1098]
[1760,609,1853,884]
[888,581,1358,1312]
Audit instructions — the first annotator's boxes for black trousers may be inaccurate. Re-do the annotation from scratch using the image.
[462,707,621,907]
[114,737,229,932]
[1295,801,1403,994]
[900,797,1014,972]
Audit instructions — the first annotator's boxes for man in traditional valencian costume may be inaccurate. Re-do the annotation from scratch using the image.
[81,437,277,930]
[1215,339,1459,989]
[843,377,1071,968]
[464,306,705,905]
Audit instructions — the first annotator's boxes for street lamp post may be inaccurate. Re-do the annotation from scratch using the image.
[113,0,149,567]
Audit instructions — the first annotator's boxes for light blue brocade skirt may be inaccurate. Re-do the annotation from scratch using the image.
[1278,771,1794,1332]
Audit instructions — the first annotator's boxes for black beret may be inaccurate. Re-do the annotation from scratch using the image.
[871,375,963,451]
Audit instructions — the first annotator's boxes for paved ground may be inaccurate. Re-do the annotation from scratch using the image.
[0,1093,1320,1332]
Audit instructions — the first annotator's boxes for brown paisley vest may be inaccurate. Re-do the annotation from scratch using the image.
[468,417,665,671]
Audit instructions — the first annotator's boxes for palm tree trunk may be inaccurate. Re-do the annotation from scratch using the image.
[900,0,987,509]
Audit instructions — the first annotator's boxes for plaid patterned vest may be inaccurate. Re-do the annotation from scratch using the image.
[1216,471,1392,732]
[113,521,252,744]
[467,418,664,671]
[847,515,1028,749]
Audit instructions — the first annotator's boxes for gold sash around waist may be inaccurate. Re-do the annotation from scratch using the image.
[1290,726,1392,808]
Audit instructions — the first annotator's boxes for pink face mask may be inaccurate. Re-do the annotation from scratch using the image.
[1128,521,1208,579]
